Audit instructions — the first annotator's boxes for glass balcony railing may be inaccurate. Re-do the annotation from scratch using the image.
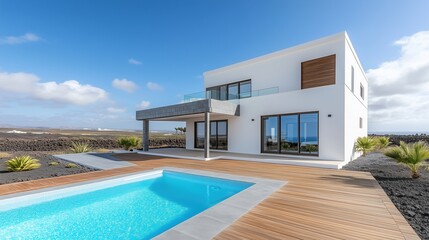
[183,87,279,103]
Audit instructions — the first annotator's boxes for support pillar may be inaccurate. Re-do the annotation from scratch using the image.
[143,120,149,151]
[204,112,210,158]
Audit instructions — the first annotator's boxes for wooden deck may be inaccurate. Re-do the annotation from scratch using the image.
[0,154,419,239]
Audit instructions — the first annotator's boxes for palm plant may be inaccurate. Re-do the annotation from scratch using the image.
[374,136,391,150]
[70,141,91,153]
[384,141,429,179]
[6,156,41,172]
[117,136,142,150]
[355,136,376,156]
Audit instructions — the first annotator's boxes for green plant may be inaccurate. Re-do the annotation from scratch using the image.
[65,163,78,168]
[305,144,318,154]
[384,141,429,179]
[374,136,391,150]
[70,141,91,153]
[355,137,376,156]
[5,156,41,172]
[49,161,59,166]
[117,136,142,150]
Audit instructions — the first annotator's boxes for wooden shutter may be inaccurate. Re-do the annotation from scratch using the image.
[301,54,336,89]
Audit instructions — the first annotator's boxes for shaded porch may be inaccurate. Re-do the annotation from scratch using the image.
[136,99,239,158]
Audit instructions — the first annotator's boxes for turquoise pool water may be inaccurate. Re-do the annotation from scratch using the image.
[0,171,252,240]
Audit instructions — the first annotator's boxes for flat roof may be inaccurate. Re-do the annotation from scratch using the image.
[136,99,240,121]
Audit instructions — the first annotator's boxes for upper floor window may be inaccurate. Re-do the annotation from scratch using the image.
[360,83,364,100]
[207,80,251,101]
[351,66,355,92]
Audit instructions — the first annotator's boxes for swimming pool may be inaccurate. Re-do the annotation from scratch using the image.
[0,170,253,240]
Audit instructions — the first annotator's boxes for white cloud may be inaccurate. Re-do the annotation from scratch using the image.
[137,101,150,110]
[0,33,40,45]
[147,81,163,91]
[128,58,142,65]
[106,107,126,113]
[0,72,107,105]
[112,78,138,93]
[367,31,429,131]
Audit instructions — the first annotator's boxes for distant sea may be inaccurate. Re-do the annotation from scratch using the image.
[370,132,429,135]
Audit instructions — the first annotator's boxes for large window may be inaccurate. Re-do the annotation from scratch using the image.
[262,116,278,153]
[206,80,251,101]
[281,115,299,153]
[195,122,205,149]
[262,112,319,156]
[195,120,228,150]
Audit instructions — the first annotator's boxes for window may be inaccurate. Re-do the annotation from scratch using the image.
[299,113,319,155]
[351,66,354,92]
[261,112,319,156]
[219,85,228,100]
[195,122,205,148]
[359,117,363,129]
[195,120,228,150]
[262,116,278,153]
[239,80,251,98]
[280,115,299,153]
[206,80,252,101]
[228,83,239,100]
[207,86,219,100]
[360,83,364,99]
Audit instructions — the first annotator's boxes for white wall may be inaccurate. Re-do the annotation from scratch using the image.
[343,37,368,162]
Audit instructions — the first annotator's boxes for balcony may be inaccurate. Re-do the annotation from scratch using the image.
[183,86,279,103]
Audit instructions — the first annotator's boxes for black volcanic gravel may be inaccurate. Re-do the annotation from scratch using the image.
[0,151,96,185]
[343,152,429,239]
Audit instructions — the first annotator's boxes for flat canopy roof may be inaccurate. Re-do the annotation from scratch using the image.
[136,99,240,121]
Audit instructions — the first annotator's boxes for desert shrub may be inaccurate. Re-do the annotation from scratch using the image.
[384,141,429,179]
[65,163,78,168]
[70,142,91,153]
[117,136,142,150]
[374,136,391,150]
[5,156,41,172]
[355,136,376,156]
[49,161,59,166]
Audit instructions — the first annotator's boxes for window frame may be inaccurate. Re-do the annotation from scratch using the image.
[206,79,252,101]
[261,111,319,156]
[194,120,228,150]
[360,83,365,100]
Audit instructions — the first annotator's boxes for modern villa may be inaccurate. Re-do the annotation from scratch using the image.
[136,32,368,164]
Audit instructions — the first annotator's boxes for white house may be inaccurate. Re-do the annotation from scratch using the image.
[136,32,368,163]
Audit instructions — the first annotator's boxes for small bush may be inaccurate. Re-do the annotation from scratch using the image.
[374,136,391,150]
[355,136,376,156]
[70,142,91,153]
[5,156,41,172]
[49,161,59,166]
[117,136,142,150]
[384,141,429,179]
[65,163,78,168]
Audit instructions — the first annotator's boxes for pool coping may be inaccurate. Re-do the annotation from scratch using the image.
[0,167,286,240]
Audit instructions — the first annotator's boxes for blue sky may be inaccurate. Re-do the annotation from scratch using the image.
[0,0,428,132]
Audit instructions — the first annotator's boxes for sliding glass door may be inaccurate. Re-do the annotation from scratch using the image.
[262,116,278,153]
[299,113,319,155]
[261,112,319,156]
[281,115,299,153]
[195,120,228,150]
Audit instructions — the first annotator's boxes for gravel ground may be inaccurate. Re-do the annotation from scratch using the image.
[343,152,429,239]
[0,151,96,185]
